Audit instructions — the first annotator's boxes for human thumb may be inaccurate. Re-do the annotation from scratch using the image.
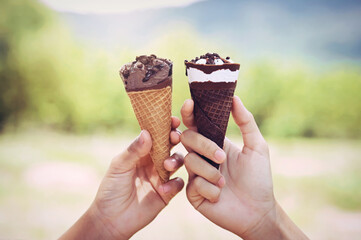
[110,130,152,174]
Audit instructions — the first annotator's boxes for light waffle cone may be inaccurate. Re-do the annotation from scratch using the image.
[127,86,172,182]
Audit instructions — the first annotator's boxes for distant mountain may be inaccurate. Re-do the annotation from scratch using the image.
[58,0,361,62]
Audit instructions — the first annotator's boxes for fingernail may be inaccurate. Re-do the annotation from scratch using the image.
[137,131,144,145]
[165,158,177,169]
[170,158,177,167]
[215,150,226,163]
[161,184,171,194]
[218,176,226,188]
[235,96,243,105]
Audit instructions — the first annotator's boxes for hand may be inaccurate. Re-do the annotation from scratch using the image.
[61,117,184,240]
[180,96,308,239]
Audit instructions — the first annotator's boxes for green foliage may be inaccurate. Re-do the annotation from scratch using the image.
[1,0,361,138]
[238,62,361,138]
[0,0,50,129]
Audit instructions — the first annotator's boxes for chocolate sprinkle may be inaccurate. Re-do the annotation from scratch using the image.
[168,63,173,76]
[143,70,155,82]
[186,53,233,64]
[123,70,130,79]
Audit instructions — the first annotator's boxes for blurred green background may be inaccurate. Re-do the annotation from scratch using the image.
[1,0,361,239]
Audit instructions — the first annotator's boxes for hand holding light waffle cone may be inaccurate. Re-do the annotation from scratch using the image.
[120,55,173,183]
[185,53,240,168]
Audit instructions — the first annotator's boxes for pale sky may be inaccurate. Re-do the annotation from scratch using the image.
[39,0,205,14]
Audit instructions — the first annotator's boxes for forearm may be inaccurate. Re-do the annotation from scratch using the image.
[59,206,118,240]
[242,202,309,240]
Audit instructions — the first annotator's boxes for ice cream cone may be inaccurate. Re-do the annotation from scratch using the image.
[127,86,172,182]
[185,53,240,168]
[119,55,173,182]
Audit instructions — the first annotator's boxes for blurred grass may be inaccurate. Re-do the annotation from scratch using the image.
[270,137,361,211]
[321,171,361,210]
[274,172,361,211]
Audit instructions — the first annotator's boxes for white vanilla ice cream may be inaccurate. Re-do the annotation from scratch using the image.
[187,58,239,83]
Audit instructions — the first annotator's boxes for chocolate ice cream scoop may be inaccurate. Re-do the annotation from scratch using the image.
[120,54,173,92]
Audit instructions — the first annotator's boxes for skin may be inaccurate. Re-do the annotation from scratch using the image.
[60,117,184,240]
[180,96,309,240]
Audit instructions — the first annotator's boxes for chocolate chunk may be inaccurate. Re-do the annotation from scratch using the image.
[123,70,130,79]
[226,56,230,60]
[143,69,155,82]
[188,53,224,63]
[168,63,173,76]
[136,55,149,64]
[154,64,164,70]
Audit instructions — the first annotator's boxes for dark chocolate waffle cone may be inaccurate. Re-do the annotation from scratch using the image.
[190,82,236,168]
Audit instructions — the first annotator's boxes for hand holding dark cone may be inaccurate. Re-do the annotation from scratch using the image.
[185,53,240,168]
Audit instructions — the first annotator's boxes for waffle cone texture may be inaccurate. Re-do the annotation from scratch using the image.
[190,84,236,168]
[127,86,172,182]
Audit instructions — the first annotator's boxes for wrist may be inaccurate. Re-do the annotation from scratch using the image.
[241,202,308,240]
[60,204,124,240]
[88,202,131,240]
[241,201,280,240]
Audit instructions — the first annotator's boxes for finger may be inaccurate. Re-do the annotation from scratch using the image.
[189,176,221,203]
[232,96,268,152]
[171,116,181,129]
[164,153,184,175]
[181,99,197,131]
[184,154,196,181]
[184,153,225,188]
[157,177,184,204]
[181,130,226,164]
[170,129,181,145]
[111,130,152,173]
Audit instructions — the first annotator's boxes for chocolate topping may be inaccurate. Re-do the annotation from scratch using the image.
[185,62,240,75]
[184,53,240,75]
[119,55,172,92]
[190,81,237,90]
[188,52,233,64]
